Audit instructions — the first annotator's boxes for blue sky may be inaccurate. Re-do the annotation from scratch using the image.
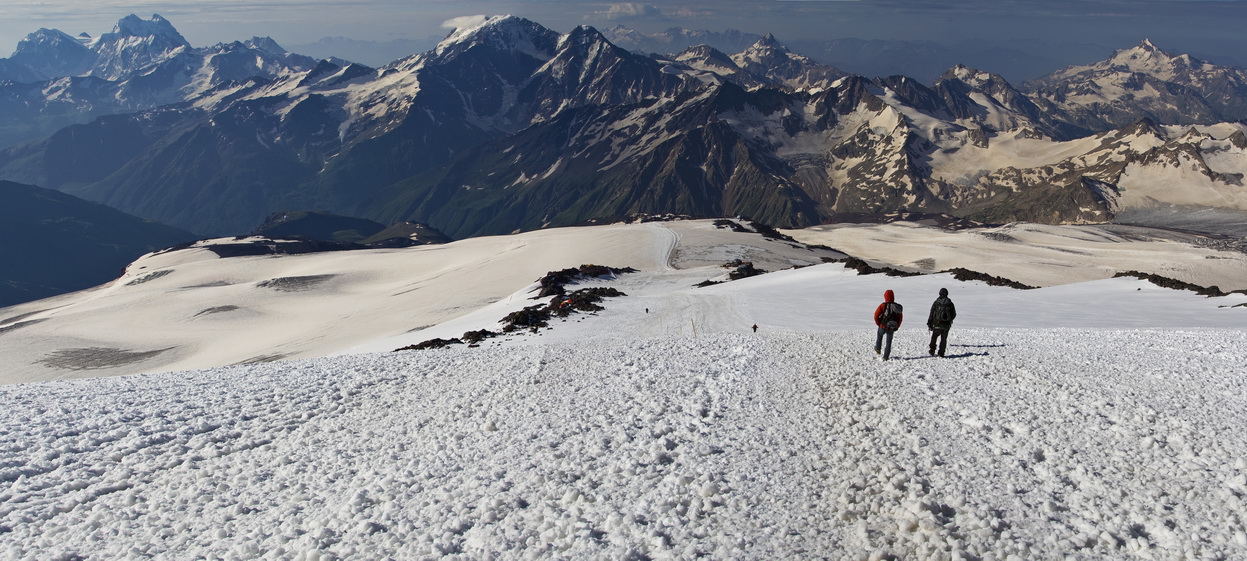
[3,1,1245,69]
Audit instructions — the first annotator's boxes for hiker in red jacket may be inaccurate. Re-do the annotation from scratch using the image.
[873,289,903,361]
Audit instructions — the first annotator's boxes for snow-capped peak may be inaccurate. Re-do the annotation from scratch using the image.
[86,14,193,80]
[737,33,788,60]
[675,45,737,69]
[107,14,188,45]
[730,32,844,91]
[9,27,97,78]
[557,25,617,52]
[1109,39,1172,68]
[1095,38,1220,82]
[943,64,995,87]
[756,33,784,50]
[434,15,558,61]
[244,36,290,56]
[937,64,1032,105]
[15,27,82,49]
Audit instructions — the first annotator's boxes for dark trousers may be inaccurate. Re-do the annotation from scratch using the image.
[875,327,895,359]
[929,327,949,357]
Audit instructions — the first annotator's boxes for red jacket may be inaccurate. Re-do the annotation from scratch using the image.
[873,290,903,329]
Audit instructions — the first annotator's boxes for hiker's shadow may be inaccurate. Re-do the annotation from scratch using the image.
[940,351,990,359]
[901,351,991,361]
[953,344,1005,349]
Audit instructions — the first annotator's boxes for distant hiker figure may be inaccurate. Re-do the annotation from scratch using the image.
[752,324,758,333]
[873,290,903,361]
[927,288,957,357]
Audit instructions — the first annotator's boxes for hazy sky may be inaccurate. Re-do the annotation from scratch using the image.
[3,1,1246,68]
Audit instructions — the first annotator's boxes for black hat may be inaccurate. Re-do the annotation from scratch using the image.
[939,288,948,297]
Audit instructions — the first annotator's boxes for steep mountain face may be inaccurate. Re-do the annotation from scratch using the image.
[0,77,114,149]
[7,28,96,79]
[1024,40,1247,129]
[86,13,192,81]
[0,180,196,307]
[365,86,823,238]
[365,77,956,238]
[0,107,190,191]
[934,119,1247,223]
[933,65,1085,139]
[518,25,693,122]
[53,100,323,236]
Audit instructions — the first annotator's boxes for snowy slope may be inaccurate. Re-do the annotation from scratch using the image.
[1,219,1246,559]
[0,223,687,385]
[2,219,1245,386]
[2,330,1245,559]
[783,221,1247,290]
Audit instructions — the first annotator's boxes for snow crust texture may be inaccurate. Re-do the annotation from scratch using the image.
[3,330,1246,560]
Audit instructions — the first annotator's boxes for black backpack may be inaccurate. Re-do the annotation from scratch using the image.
[934,299,954,323]
[880,302,901,329]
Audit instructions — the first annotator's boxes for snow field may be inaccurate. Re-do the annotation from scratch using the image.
[3,328,1246,560]
[4,219,1244,384]
[785,221,1247,291]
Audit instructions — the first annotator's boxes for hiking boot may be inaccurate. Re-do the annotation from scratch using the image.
[928,347,935,356]
[874,347,881,355]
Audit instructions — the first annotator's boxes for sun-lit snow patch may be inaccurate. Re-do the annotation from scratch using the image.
[1118,157,1247,210]
[785,221,1247,291]
[927,134,1102,185]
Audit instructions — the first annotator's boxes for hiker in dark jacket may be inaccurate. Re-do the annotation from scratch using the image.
[926,288,957,357]
[873,290,903,361]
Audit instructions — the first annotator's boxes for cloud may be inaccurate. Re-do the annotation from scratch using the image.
[604,3,662,20]
[441,15,488,31]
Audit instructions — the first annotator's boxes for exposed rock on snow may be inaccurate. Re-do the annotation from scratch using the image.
[1113,270,1247,298]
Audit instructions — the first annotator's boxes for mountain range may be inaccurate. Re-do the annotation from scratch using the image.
[0,14,1245,240]
[0,14,319,149]
[601,26,1079,84]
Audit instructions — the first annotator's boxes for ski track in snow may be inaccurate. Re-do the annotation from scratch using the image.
[3,329,1246,560]
[648,222,680,272]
